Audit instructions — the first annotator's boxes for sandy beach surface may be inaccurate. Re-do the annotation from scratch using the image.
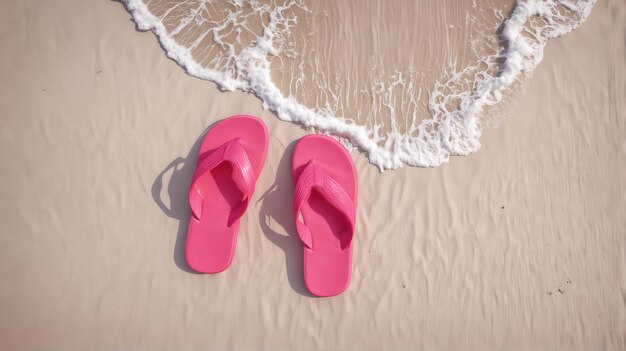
[0,0,624,350]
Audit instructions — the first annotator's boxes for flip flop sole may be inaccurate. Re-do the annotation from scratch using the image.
[186,115,268,274]
[292,135,357,296]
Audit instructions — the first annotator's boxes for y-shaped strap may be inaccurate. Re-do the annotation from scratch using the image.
[188,138,255,225]
[293,160,355,250]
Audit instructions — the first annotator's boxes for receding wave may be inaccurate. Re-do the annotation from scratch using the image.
[122,0,596,170]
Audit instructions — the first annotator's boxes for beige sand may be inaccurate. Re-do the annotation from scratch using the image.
[0,0,624,349]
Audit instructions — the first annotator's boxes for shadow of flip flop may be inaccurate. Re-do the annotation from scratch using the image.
[150,126,213,274]
[257,140,314,297]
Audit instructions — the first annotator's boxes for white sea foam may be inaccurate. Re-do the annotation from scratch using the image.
[122,0,596,170]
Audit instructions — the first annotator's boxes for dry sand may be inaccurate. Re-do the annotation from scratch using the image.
[0,0,624,350]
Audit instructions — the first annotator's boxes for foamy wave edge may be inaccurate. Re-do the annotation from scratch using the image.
[122,0,596,171]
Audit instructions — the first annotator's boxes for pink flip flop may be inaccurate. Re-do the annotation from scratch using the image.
[186,115,268,274]
[292,135,358,296]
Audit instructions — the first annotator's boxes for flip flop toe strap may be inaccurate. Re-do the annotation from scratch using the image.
[188,138,255,224]
[293,160,355,250]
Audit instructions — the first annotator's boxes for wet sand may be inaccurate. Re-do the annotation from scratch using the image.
[0,0,623,349]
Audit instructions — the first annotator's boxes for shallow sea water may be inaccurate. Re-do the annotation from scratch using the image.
[123,0,596,169]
